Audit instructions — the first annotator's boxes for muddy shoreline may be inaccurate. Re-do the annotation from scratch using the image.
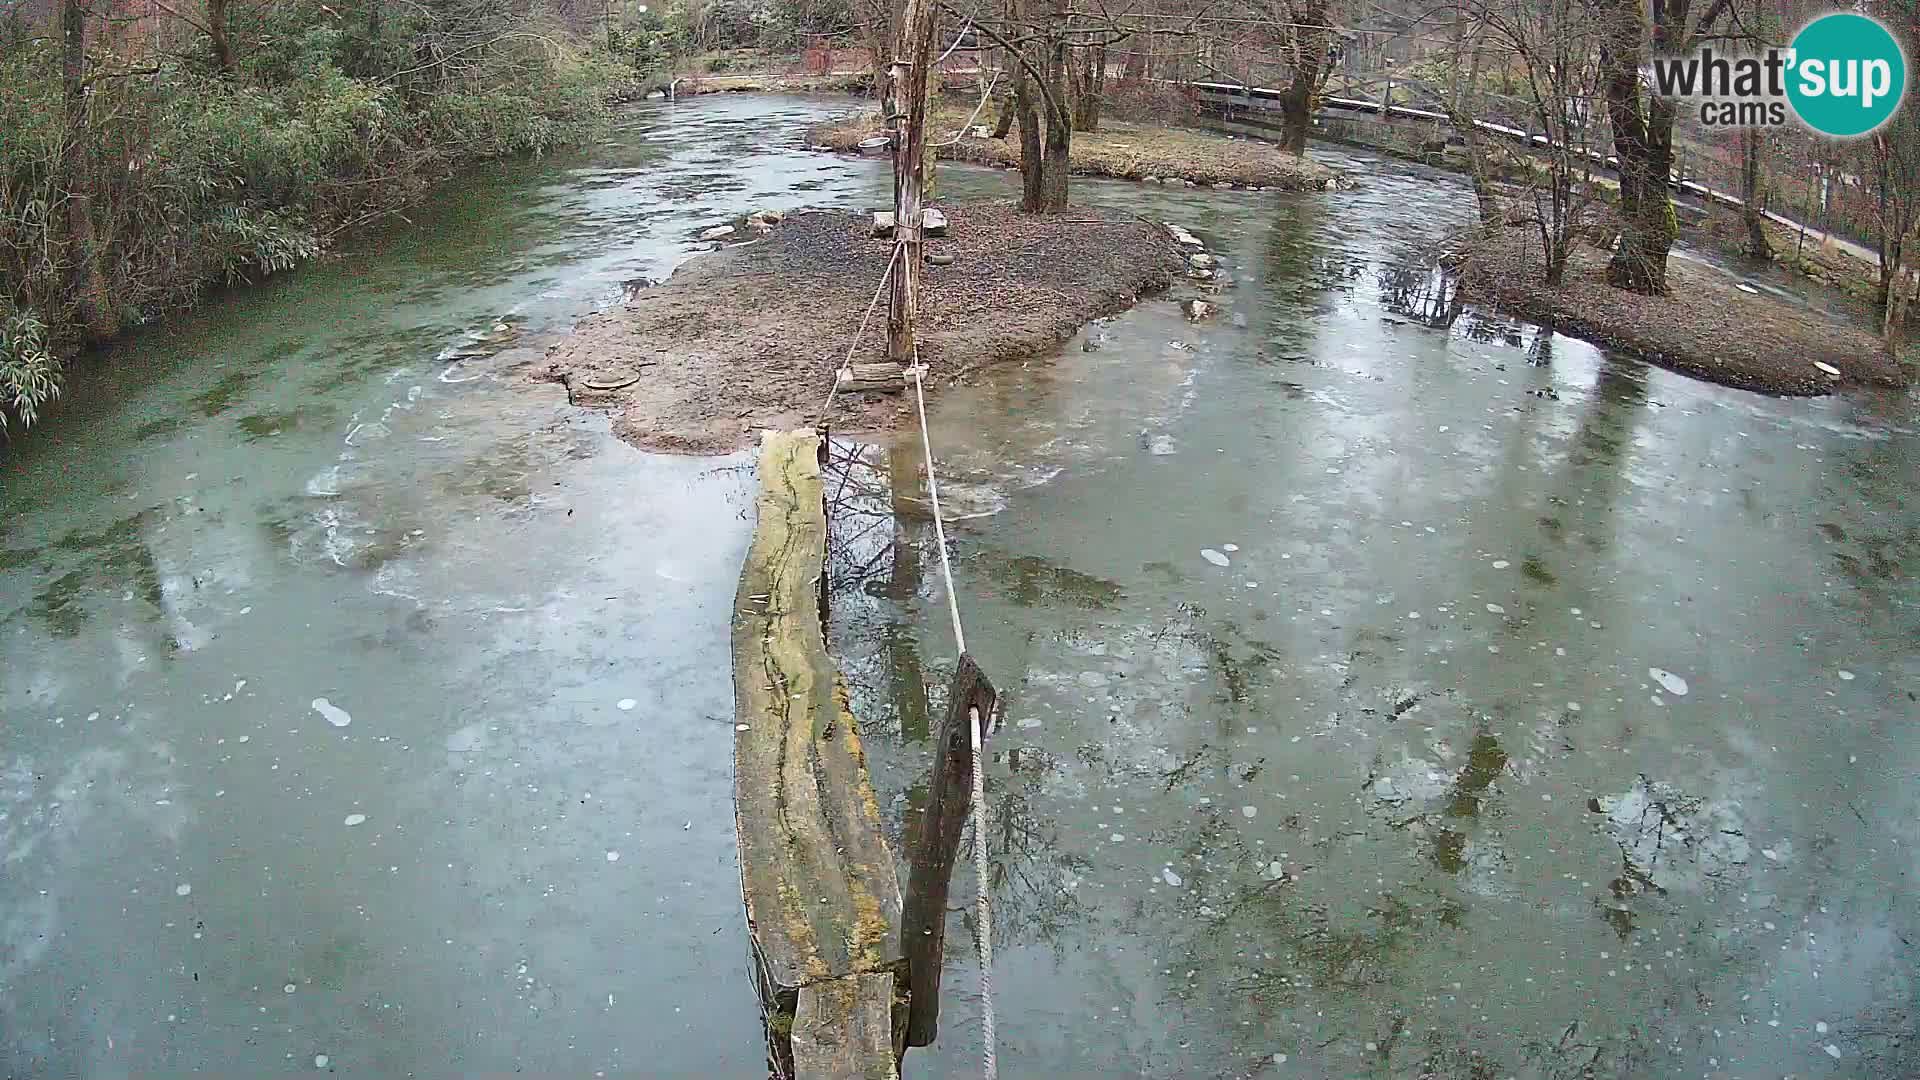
[536,203,1186,453]
[1457,224,1907,395]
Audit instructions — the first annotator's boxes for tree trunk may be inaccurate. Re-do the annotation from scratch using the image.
[62,0,115,341]
[207,0,234,75]
[1740,129,1773,260]
[1279,0,1328,156]
[991,60,1019,138]
[885,0,935,365]
[1072,45,1103,131]
[1014,56,1043,210]
[1597,0,1674,294]
[1037,41,1070,211]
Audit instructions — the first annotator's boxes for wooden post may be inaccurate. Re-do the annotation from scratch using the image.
[901,653,996,1048]
[887,0,938,366]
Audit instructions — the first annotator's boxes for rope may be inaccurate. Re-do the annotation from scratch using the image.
[909,355,994,1079]
[824,241,906,413]
[929,71,1003,149]
[935,16,975,67]
[909,355,966,657]
[968,702,995,1080]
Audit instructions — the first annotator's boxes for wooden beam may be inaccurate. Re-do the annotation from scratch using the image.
[901,653,997,1047]
[733,429,907,1080]
[793,973,901,1080]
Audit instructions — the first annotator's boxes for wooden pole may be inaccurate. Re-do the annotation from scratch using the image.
[887,0,938,366]
[901,653,996,1048]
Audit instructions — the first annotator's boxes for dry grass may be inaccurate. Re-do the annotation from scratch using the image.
[809,98,1337,192]
[1459,224,1906,395]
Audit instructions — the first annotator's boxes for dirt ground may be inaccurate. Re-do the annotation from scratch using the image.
[808,99,1338,191]
[537,204,1184,453]
[1458,224,1908,395]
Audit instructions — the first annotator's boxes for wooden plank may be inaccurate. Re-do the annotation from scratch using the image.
[792,973,901,1080]
[841,362,906,392]
[902,653,996,1047]
[733,429,906,1076]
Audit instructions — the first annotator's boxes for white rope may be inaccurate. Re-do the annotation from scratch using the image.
[929,71,1003,149]
[935,16,975,67]
[823,242,906,413]
[909,359,994,1079]
[910,358,966,656]
[967,702,995,1080]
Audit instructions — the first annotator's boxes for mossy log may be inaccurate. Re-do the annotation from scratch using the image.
[733,429,906,1080]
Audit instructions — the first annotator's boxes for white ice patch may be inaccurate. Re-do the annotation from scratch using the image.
[175,884,192,897]
[343,814,367,827]
[1161,867,1183,887]
[1200,549,1230,567]
[311,698,352,727]
[1648,668,1689,696]
[617,699,637,711]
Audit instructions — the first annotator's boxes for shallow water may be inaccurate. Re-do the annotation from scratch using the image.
[0,95,878,1078]
[836,158,1920,1078]
[4,94,1915,1079]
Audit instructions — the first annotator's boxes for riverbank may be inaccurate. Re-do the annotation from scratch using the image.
[0,29,615,434]
[1457,224,1906,394]
[536,203,1183,452]
[808,99,1338,191]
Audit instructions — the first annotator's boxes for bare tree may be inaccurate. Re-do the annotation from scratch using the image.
[1593,0,1732,294]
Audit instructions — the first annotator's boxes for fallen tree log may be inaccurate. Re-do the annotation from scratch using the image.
[732,428,907,1080]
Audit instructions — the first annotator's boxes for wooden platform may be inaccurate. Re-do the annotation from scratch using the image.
[732,429,906,1080]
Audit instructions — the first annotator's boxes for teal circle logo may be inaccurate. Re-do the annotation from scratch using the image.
[1787,13,1908,137]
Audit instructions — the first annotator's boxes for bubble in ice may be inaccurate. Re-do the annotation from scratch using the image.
[1222,544,1239,552]
[1485,603,1506,614]
[617,698,637,711]
[284,983,297,994]
[1200,548,1230,567]
[1491,560,1510,569]
[1241,805,1257,818]
[1161,867,1183,887]
[315,1054,330,1068]
[606,851,620,862]
[1647,668,1689,696]
[343,814,367,827]
[175,884,192,896]
[310,698,352,727]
